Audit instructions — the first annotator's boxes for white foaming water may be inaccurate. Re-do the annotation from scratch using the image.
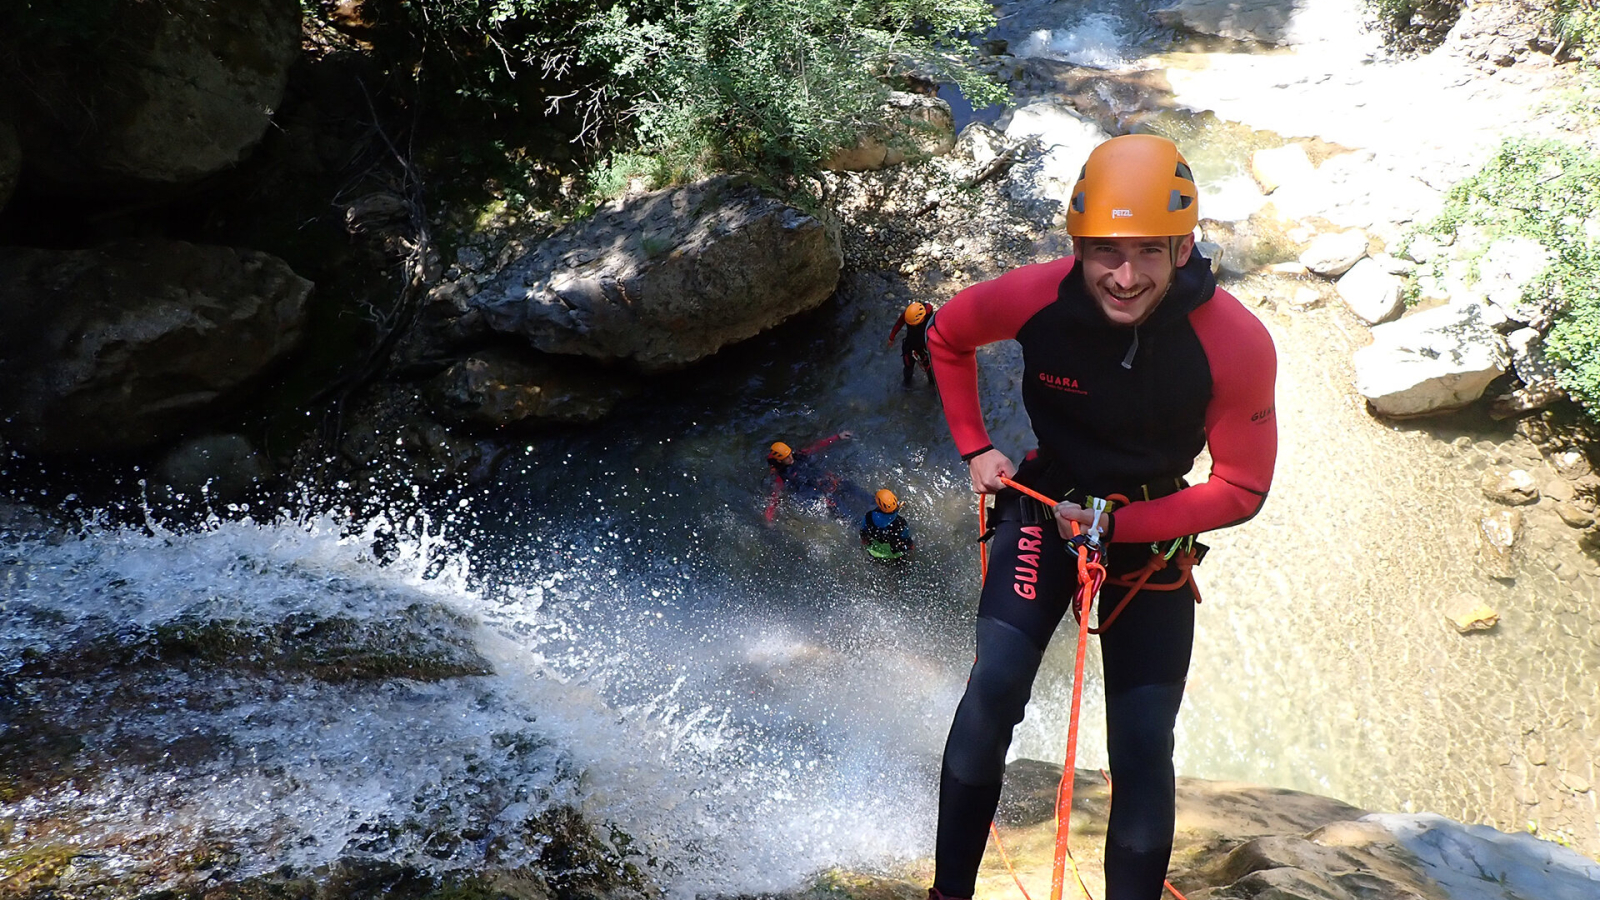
[1013,16,1130,68]
[1,508,962,896]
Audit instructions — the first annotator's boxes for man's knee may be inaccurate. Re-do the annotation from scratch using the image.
[1106,681,1185,771]
[943,617,1044,784]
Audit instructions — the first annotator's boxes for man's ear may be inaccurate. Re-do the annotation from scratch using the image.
[1174,234,1195,267]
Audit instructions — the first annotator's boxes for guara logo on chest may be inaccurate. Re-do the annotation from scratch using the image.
[1038,371,1089,395]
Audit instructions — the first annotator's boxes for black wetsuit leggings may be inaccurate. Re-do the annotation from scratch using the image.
[935,506,1195,900]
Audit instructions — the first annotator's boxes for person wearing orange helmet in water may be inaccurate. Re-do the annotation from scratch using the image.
[923,135,1278,900]
[859,488,915,561]
[888,301,937,387]
[763,432,863,523]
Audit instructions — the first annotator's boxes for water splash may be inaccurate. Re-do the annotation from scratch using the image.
[2,499,964,897]
[1013,16,1132,69]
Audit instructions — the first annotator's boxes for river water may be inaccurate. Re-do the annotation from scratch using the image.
[4,1,1598,894]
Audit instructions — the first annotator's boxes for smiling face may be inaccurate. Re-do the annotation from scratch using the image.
[1075,234,1195,327]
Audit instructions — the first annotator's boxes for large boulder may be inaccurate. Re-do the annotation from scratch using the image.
[11,0,301,192]
[999,101,1110,217]
[1336,257,1404,324]
[1353,301,1509,417]
[823,91,956,172]
[976,759,1600,900]
[1300,229,1369,278]
[1477,235,1556,328]
[469,176,842,372]
[0,240,313,454]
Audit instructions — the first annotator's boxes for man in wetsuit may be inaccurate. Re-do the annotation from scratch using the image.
[860,489,915,561]
[764,432,862,523]
[888,301,937,387]
[924,134,1278,900]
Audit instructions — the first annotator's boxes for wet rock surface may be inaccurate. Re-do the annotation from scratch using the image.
[0,240,313,455]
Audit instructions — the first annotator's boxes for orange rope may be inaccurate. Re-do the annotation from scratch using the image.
[973,477,1196,900]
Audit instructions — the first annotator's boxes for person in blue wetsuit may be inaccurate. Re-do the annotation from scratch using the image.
[764,432,866,522]
[859,489,915,561]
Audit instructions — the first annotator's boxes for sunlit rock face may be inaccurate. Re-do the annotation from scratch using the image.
[469,176,843,373]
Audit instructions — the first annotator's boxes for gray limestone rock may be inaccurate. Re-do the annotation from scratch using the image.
[1151,0,1370,48]
[470,176,842,372]
[1478,236,1557,328]
[1301,229,1370,278]
[999,101,1110,217]
[1336,258,1404,324]
[12,0,301,191]
[0,240,313,454]
[1353,301,1508,416]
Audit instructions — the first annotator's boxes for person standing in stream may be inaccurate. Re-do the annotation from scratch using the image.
[888,301,937,387]
[922,134,1279,900]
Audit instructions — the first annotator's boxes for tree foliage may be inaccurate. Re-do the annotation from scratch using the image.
[1417,138,1600,422]
[395,0,1002,193]
[1549,0,1600,57]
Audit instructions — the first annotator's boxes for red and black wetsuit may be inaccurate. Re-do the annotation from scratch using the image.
[927,253,1276,900]
[765,434,858,523]
[889,305,936,386]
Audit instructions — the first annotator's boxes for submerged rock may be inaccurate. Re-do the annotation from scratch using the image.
[426,350,641,428]
[1477,508,1524,579]
[1480,467,1539,505]
[1444,594,1500,633]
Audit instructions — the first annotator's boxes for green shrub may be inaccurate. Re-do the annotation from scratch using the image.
[397,0,1003,196]
[1360,0,1464,53]
[1549,0,1600,58]
[1414,138,1600,421]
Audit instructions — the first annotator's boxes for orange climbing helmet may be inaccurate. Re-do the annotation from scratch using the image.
[875,489,899,513]
[1065,134,1199,239]
[768,442,794,464]
[903,302,929,326]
